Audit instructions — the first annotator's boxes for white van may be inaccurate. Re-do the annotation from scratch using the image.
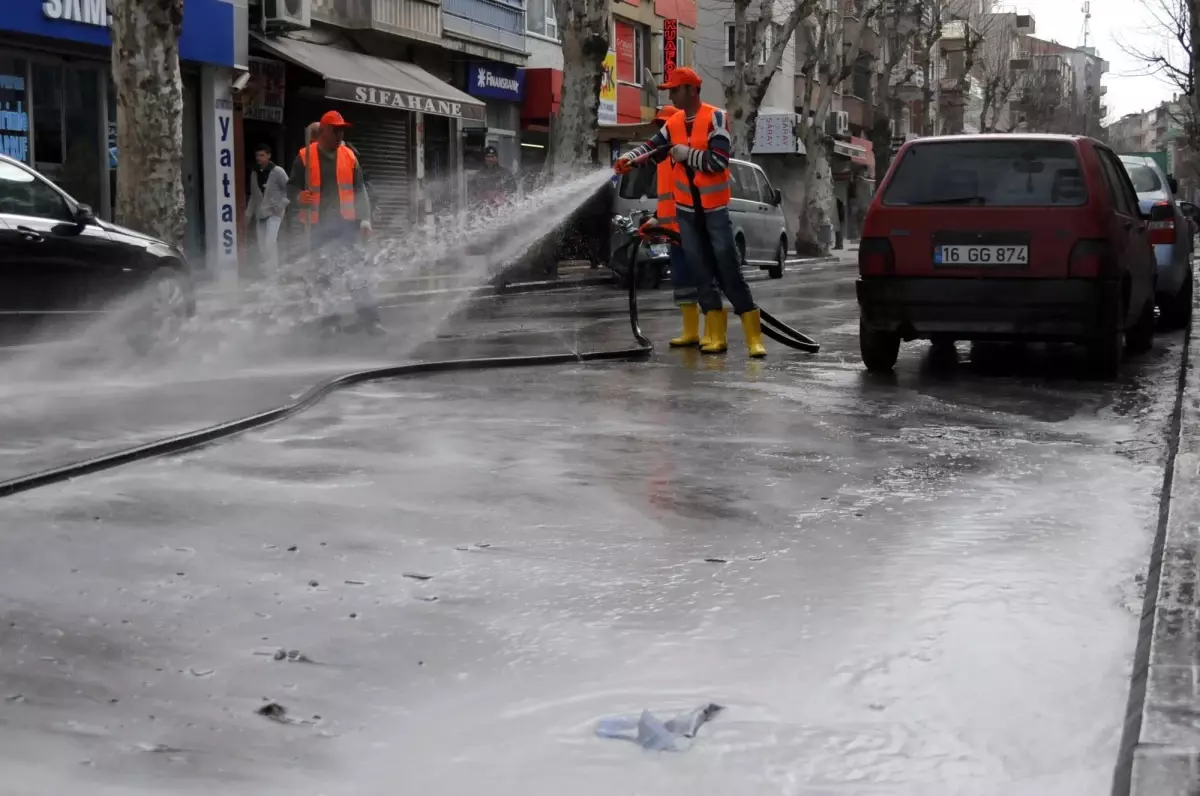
[614,157,788,279]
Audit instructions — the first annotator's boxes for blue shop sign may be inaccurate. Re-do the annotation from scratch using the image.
[4,0,235,67]
[468,62,524,103]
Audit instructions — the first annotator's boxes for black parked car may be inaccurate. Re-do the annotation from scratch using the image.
[0,154,194,351]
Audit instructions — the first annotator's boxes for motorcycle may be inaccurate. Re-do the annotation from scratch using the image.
[609,209,669,290]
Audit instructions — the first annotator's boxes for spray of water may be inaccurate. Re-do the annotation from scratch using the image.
[0,167,615,404]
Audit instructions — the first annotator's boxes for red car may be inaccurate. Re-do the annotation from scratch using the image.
[856,134,1157,377]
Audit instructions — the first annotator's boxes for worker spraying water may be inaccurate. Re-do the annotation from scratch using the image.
[615,67,767,358]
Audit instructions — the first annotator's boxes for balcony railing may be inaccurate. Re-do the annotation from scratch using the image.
[312,0,442,40]
[442,0,525,52]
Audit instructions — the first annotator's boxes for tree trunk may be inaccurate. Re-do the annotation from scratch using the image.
[110,0,185,247]
[1189,0,1200,152]
[795,133,832,256]
[869,115,891,187]
[550,0,611,170]
[725,79,771,158]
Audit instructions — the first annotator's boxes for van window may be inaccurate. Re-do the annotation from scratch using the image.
[882,140,1088,207]
[729,162,756,201]
[618,164,657,200]
[753,169,776,204]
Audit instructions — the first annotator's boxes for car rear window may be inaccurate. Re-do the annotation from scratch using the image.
[882,140,1088,207]
[1121,163,1165,195]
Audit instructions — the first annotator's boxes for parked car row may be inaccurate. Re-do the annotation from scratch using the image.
[0,153,194,352]
[855,134,1194,378]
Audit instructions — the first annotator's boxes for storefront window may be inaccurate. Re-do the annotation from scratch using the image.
[59,67,102,210]
[0,57,29,163]
[32,63,64,165]
[25,62,104,211]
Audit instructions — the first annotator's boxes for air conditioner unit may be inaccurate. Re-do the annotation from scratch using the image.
[264,0,311,30]
[834,110,849,136]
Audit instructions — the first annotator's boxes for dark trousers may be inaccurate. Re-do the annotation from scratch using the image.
[668,243,699,305]
[677,207,756,315]
[309,222,380,326]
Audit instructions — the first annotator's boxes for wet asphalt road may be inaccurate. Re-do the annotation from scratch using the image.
[0,252,1186,794]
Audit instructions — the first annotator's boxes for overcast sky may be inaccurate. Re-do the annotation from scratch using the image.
[1005,0,1180,118]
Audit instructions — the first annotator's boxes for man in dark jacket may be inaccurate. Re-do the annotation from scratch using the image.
[469,145,518,209]
[288,110,382,335]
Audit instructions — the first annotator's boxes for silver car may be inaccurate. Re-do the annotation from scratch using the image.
[613,157,789,280]
[1118,154,1193,328]
[727,158,788,279]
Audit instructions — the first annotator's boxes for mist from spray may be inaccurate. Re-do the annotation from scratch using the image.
[0,167,616,402]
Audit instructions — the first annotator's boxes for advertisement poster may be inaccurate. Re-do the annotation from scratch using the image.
[0,70,28,163]
[662,18,678,82]
[243,56,286,124]
[598,50,617,125]
[614,21,636,84]
[752,113,796,155]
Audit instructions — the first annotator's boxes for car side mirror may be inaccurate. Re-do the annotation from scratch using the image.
[773,188,782,205]
[75,203,95,225]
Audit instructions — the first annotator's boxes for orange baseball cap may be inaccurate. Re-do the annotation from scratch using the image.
[654,105,679,122]
[319,110,352,128]
[658,67,702,90]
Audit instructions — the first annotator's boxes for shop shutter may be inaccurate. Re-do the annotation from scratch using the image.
[345,107,412,229]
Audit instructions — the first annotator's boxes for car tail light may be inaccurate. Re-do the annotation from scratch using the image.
[1069,239,1115,278]
[858,237,895,275]
[1148,201,1176,245]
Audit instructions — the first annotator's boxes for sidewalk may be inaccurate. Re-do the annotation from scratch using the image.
[1124,287,1200,794]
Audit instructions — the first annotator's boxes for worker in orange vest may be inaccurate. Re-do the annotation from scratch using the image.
[287,110,382,335]
[642,105,706,348]
[615,67,765,357]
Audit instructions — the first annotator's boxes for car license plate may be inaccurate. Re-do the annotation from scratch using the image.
[935,245,1028,265]
[649,243,669,257]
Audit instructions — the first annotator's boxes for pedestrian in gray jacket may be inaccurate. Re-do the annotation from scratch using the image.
[246,143,289,274]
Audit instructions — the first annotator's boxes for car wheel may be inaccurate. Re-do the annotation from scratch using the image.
[735,235,747,268]
[1127,298,1156,355]
[768,239,785,279]
[127,266,190,355]
[1161,266,1193,330]
[859,317,900,373]
[1086,299,1125,379]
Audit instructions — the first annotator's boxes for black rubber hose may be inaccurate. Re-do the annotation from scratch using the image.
[0,251,653,500]
[761,310,820,352]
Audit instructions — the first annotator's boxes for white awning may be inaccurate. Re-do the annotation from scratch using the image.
[253,34,485,122]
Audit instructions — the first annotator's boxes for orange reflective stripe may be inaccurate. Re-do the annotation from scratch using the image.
[335,146,358,221]
[655,158,677,233]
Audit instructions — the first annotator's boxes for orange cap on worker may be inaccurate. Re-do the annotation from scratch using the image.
[657,67,702,91]
[319,110,352,128]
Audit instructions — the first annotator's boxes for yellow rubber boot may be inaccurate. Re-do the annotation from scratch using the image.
[741,308,767,358]
[700,309,728,354]
[669,303,701,347]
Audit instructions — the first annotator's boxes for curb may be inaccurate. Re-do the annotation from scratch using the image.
[1120,277,1200,795]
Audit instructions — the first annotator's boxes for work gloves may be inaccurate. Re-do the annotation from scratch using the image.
[613,154,636,175]
[670,144,693,164]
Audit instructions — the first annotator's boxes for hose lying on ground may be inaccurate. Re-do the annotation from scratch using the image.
[0,261,653,500]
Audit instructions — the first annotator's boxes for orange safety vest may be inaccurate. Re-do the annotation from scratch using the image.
[298,143,358,224]
[655,158,678,233]
[664,104,731,211]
